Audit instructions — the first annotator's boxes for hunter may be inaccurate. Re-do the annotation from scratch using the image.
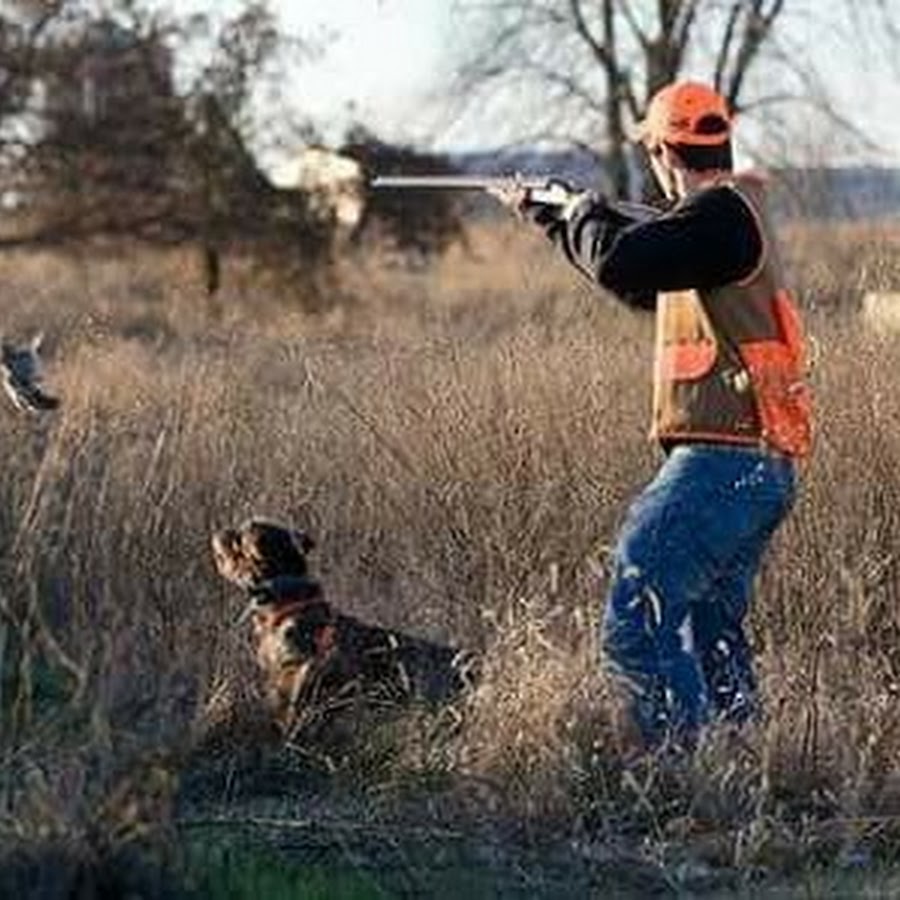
[495,81,812,749]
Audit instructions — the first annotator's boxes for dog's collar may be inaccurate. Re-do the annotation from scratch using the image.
[251,575,322,603]
[234,575,324,629]
[236,595,317,629]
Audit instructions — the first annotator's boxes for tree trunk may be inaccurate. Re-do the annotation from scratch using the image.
[601,0,629,196]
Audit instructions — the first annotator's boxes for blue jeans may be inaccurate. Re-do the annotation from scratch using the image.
[601,443,796,747]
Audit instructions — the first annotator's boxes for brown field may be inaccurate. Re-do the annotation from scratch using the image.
[3,221,900,897]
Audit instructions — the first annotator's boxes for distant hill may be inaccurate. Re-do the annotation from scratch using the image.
[451,149,900,221]
[453,148,606,191]
[773,166,900,220]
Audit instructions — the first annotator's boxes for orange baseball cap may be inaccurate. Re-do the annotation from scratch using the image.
[636,81,732,148]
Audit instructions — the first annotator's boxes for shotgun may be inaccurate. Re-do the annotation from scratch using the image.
[370,174,659,221]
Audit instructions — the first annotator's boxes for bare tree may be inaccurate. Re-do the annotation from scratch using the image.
[0,0,337,303]
[451,1,900,197]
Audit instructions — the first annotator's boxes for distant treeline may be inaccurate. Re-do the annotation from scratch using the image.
[454,149,900,221]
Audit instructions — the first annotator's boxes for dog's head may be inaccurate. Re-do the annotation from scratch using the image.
[211,519,316,589]
[212,520,338,712]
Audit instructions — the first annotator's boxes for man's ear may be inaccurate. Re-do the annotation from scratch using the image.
[662,143,684,169]
[648,144,679,201]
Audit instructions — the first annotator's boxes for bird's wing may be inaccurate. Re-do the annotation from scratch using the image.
[22,385,59,411]
[3,375,59,412]
[0,335,59,413]
[2,371,27,410]
[2,346,38,383]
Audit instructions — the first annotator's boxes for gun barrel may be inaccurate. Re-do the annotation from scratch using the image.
[371,174,662,222]
[370,174,546,190]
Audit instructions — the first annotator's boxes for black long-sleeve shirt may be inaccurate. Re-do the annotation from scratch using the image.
[542,185,764,310]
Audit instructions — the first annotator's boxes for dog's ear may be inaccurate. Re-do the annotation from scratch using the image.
[291,530,315,554]
[240,519,313,578]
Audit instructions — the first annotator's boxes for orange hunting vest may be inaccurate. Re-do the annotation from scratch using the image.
[652,175,812,458]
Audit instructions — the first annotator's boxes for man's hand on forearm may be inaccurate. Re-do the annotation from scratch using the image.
[489,181,588,227]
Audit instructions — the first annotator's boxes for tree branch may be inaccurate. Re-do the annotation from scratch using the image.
[672,0,701,60]
[521,60,607,117]
[713,1,742,93]
[0,1,68,119]
[568,0,615,73]
[724,0,786,109]
[616,0,650,53]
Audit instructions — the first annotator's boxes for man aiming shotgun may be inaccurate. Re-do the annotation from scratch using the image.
[512,81,812,750]
[378,81,812,751]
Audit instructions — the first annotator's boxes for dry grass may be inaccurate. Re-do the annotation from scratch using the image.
[2,220,900,895]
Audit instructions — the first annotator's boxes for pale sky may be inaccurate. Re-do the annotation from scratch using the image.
[172,0,900,165]
[278,0,456,145]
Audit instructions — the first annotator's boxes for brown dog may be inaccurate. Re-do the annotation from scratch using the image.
[212,519,476,735]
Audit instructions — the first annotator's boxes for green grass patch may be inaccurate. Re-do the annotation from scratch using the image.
[184,837,387,900]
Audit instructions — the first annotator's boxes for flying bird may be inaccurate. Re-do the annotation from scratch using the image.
[1,333,60,413]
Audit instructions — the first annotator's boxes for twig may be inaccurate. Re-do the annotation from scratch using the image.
[179,814,467,842]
